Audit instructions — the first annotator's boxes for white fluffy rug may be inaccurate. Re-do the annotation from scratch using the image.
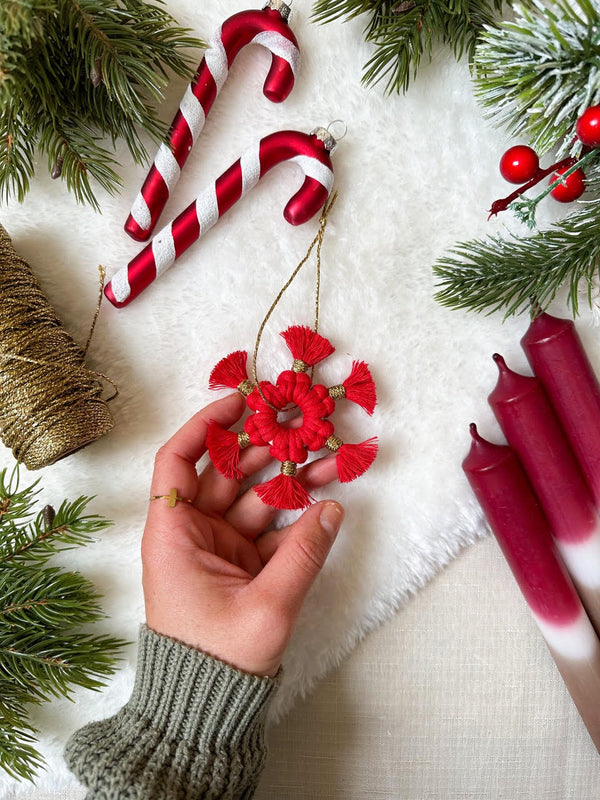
[0,0,587,794]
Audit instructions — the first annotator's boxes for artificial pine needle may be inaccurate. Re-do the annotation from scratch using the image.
[312,0,521,93]
[0,0,202,208]
[0,466,125,781]
[433,0,600,319]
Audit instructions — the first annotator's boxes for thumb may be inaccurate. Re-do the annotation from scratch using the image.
[255,501,344,618]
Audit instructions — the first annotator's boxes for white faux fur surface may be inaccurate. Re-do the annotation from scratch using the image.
[2,0,596,794]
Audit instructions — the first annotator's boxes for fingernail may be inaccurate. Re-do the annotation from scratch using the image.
[320,502,344,537]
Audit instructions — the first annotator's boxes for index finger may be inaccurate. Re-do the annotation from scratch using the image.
[150,392,245,500]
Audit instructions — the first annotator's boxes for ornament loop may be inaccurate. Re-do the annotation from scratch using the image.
[327,120,347,142]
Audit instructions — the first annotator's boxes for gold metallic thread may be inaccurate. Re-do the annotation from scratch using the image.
[237,379,255,396]
[326,435,343,452]
[328,384,346,400]
[0,224,115,470]
[237,431,251,448]
[292,359,308,373]
[251,192,338,411]
[281,460,297,476]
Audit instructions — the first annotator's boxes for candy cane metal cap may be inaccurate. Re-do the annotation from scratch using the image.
[311,126,338,153]
[264,0,292,22]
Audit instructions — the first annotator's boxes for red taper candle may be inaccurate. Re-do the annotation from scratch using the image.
[463,424,600,752]
[522,312,600,507]
[489,354,600,634]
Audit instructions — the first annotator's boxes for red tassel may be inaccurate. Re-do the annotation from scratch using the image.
[335,438,378,483]
[280,326,334,367]
[209,351,249,390]
[206,422,243,480]
[342,361,377,415]
[254,465,313,510]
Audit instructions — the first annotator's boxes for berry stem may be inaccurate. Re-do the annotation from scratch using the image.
[488,156,576,219]
[521,148,596,208]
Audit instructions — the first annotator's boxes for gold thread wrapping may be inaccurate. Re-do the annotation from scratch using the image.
[237,379,255,396]
[0,224,114,469]
[328,384,346,400]
[237,431,251,448]
[281,460,297,476]
[326,435,343,452]
[292,359,308,373]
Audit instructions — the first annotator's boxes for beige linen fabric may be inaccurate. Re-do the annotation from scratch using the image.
[257,537,600,799]
[12,537,600,800]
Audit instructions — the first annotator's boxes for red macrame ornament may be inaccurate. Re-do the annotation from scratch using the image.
[207,325,378,510]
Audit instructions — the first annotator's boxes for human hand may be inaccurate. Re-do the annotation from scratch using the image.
[142,392,344,677]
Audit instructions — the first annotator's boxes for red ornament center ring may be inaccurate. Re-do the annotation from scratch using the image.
[206,325,378,510]
[245,370,335,464]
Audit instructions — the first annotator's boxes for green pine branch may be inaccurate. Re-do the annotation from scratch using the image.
[0,493,110,567]
[433,0,600,319]
[0,566,106,630]
[0,0,202,209]
[0,695,42,782]
[434,191,600,318]
[312,0,519,93]
[0,466,126,781]
[474,0,600,156]
[0,629,124,703]
[0,1,54,41]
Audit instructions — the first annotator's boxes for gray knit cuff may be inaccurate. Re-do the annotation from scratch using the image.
[65,625,280,799]
[128,625,280,751]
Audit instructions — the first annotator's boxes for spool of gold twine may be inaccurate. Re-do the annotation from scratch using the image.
[0,223,115,469]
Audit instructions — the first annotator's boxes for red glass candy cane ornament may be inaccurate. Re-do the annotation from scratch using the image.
[125,0,300,242]
[105,128,336,308]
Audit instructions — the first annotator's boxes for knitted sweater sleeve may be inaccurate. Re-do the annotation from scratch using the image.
[64,625,280,800]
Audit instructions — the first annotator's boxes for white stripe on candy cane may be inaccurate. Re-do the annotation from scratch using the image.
[204,27,229,92]
[240,140,262,196]
[179,84,206,145]
[534,608,598,661]
[154,143,181,192]
[196,185,220,231]
[251,30,300,75]
[152,222,176,276]
[291,155,334,192]
[130,193,152,232]
[110,268,132,304]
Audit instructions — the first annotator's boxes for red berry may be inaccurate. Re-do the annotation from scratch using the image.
[576,105,600,147]
[499,145,539,184]
[549,166,586,203]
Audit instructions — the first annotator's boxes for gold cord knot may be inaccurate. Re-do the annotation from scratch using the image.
[237,379,255,396]
[328,384,346,400]
[292,359,308,373]
[326,435,343,452]
[238,431,251,449]
[281,460,297,476]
